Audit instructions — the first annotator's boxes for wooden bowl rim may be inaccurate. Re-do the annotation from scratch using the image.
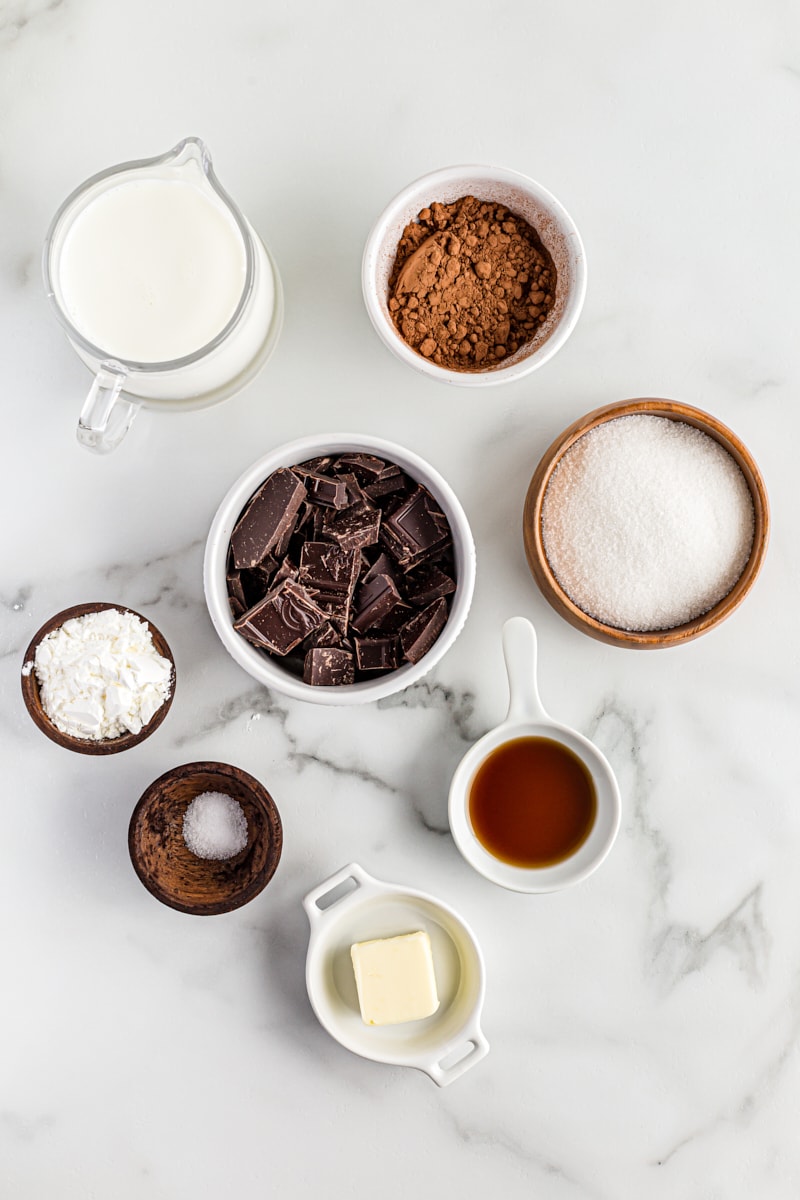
[20,602,176,753]
[128,760,283,916]
[523,398,770,648]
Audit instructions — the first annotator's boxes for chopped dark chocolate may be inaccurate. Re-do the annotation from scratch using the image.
[227,568,247,610]
[230,468,307,569]
[405,563,456,607]
[303,621,347,651]
[233,579,326,655]
[226,452,458,684]
[371,600,413,634]
[335,472,367,504]
[331,453,386,481]
[239,563,275,608]
[362,551,397,586]
[381,486,451,569]
[270,557,298,589]
[399,598,448,664]
[351,572,403,634]
[298,541,359,630]
[304,647,355,686]
[364,471,411,501]
[322,499,381,554]
[354,635,399,672]
[297,455,334,473]
[294,468,349,509]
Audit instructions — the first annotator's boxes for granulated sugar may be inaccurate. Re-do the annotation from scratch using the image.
[541,415,755,631]
[182,791,248,860]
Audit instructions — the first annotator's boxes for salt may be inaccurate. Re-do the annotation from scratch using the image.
[541,415,755,632]
[182,791,248,861]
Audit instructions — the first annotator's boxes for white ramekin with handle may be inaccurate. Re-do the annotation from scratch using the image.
[304,863,489,1087]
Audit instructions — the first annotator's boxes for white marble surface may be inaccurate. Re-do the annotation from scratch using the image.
[2,1,799,1196]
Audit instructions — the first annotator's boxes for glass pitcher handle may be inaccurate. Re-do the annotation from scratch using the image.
[77,365,140,454]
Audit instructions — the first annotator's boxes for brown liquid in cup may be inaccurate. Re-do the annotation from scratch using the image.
[468,736,596,868]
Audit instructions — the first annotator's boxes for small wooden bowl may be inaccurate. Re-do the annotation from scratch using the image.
[523,399,770,648]
[20,602,176,753]
[128,761,283,916]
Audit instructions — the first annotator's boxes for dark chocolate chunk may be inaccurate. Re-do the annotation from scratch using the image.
[322,500,381,554]
[354,635,399,672]
[296,455,334,473]
[230,468,307,569]
[371,601,413,634]
[270,557,298,588]
[298,541,360,629]
[405,563,456,607]
[399,598,448,663]
[227,569,247,610]
[381,486,451,569]
[303,621,346,651]
[304,647,355,686]
[228,594,246,620]
[364,471,411,501]
[331,453,386,482]
[361,551,397,586]
[233,579,326,655]
[351,573,403,634]
[294,468,349,509]
[239,561,277,608]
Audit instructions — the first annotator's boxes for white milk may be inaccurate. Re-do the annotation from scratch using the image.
[59,178,248,363]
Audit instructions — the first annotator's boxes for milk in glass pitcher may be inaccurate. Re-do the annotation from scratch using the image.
[43,137,283,453]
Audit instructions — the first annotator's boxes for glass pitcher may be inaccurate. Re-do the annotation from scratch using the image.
[43,137,283,453]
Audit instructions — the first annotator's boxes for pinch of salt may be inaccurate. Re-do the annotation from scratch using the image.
[182,791,248,861]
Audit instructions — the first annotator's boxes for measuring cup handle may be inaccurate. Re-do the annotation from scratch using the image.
[502,616,548,723]
[77,365,140,454]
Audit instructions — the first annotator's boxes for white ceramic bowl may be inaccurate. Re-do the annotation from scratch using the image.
[304,863,488,1087]
[204,433,476,705]
[362,164,587,387]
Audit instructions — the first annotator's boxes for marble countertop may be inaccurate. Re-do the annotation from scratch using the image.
[2,1,799,1196]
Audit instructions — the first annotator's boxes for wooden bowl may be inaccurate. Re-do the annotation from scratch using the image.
[128,761,283,915]
[523,399,770,648]
[20,602,176,753]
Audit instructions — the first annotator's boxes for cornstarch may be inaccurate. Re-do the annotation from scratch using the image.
[31,607,172,739]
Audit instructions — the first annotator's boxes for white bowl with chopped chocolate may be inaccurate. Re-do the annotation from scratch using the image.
[362,165,587,385]
[204,434,476,704]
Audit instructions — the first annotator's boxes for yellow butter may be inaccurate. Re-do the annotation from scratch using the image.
[350,931,440,1026]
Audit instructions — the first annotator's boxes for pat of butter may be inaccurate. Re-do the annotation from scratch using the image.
[350,931,440,1027]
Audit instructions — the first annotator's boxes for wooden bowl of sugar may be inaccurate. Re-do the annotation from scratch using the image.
[523,399,770,648]
[129,761,283,915]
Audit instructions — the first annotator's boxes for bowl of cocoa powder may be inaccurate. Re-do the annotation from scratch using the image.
[362,165,586,385]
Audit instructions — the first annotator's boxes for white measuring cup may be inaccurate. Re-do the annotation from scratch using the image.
[448,617,621,892]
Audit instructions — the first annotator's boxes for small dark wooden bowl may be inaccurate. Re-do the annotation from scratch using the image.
[20,602,176,753]
[523,399,770,648]
[128,761,283,916]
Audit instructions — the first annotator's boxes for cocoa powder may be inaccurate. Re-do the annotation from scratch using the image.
[387,195,557,372]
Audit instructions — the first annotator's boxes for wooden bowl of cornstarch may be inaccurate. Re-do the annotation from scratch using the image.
[20,602,175,752]
[523,399,769,648]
